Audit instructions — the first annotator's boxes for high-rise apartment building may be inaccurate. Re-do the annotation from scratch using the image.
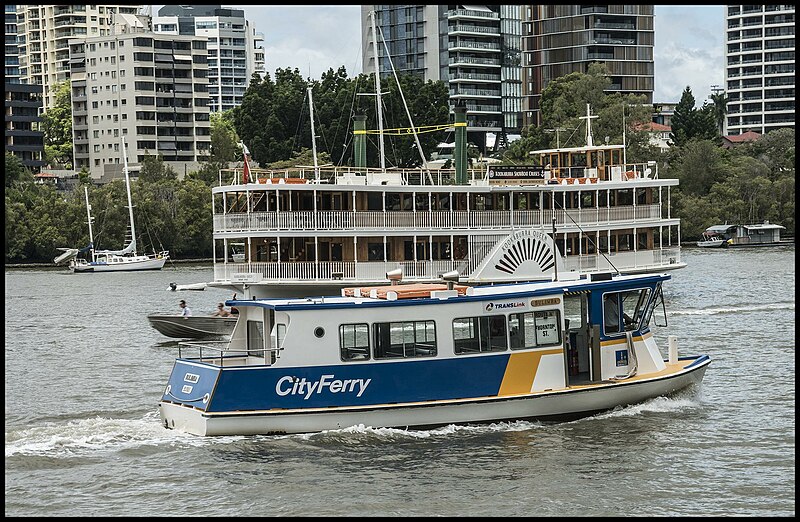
[361,5,522,151]
[153,5,265,113]
[5,4,45,171]
[521,5,655,128]
[69,14,211,179]
[5,83,46,171]
[15,4,141,109]
[6,4,21,83]
[725,4,794,135]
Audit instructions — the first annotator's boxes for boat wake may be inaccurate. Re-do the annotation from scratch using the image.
[591,394,703,420]
[285,420,542,443]
[670,301,794,316]
[4,411,238,458]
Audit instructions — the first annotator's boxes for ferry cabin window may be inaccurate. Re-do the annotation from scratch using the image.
[340,324,370,361]
[373,320,437,359]
[453,315,508,354]
[509,310,562,350]
[603,289,652,334]
[641,284,662,328]
[247,320,265,357]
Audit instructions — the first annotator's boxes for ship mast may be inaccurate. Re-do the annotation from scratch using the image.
[369,10,386,171]
[121,136,137,253]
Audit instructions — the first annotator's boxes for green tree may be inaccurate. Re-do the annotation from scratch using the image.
[670,87,718,146]
[40,81,73,168]
[5,152,32,187]
[210,110,241,163]
[138,154,178,183]
[233,66,449,169]
[709,91,729,135]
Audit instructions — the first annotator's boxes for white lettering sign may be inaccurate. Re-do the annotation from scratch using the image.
[275,375,372,399]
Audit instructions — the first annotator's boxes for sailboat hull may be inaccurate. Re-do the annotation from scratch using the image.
[72,255,167,273]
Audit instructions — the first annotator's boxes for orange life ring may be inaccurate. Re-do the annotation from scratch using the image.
[258,177,308,184]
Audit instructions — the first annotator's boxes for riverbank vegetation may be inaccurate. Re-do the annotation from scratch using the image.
[5,66,794,263]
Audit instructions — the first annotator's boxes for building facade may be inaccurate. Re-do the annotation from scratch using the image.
[69,15,211,179]
[521,5,655,128]
[15,4,141,109]
[6,4,21,83]
[5,83,46,171]
[725,4,794,135]
[153,5,265,113]
[361,5,522,151]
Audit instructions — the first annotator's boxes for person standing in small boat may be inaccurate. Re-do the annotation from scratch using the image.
[212,303,231,317]
[179,300,191,318]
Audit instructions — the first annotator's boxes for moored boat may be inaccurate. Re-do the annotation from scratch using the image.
[54,137,169,273]
[147,314,238,340]
[699,222,789,248]
[696,231,728,248]
[159,236,709,436]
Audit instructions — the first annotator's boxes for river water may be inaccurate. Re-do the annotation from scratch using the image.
[5,246,795,516]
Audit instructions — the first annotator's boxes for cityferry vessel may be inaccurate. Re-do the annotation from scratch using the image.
[159,234,709,436]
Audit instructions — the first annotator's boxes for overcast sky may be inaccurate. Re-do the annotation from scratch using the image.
[180,5,726,103]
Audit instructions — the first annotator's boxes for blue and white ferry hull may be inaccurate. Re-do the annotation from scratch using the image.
[159,355,709,436]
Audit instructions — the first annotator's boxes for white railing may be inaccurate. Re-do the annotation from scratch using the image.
[562,247,682,274]
[213,248,681,285]
[213,204,665,234]
[215,260,471,283]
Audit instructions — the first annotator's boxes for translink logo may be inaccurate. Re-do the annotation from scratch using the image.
[276,375,371,400]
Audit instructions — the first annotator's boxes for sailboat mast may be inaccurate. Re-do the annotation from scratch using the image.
[83,185,94,247]
[369,10,386,171]
[121,136,136,253]
[307,86,319,180]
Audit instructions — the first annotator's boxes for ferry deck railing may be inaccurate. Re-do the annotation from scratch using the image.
[177,340,278,367]
[213,204,665,233]
[212,248,682,284]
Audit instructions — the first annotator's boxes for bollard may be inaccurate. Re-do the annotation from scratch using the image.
[668,335,678,364]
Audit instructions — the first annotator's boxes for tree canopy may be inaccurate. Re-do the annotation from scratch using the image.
[232,67,450,169]
[40,81,74,168]
[669,87,718,146]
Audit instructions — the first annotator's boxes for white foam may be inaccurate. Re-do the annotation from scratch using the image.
[670,302,794,316]
[4,411,244,458]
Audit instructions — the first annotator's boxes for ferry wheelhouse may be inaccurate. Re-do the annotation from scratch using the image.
[209,106,683,297]
[159,254,709,436]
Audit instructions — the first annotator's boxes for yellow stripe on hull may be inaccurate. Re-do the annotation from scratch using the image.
[498,349,562,396]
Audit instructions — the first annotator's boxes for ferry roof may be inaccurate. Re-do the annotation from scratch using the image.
[529,143,625,156]
[706,223,785,232]
[226,273,670,312]
[212,176,678,194]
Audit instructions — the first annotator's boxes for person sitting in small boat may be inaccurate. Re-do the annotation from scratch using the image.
[230,293,239,315]
[212,303,231,317]
[179,300,191,318]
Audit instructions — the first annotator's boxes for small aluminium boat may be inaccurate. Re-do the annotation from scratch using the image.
[148,315,238,340]
[696,232,727,248]
[159,234,710,436]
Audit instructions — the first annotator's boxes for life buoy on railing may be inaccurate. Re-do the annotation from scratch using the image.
[258,178,308,185]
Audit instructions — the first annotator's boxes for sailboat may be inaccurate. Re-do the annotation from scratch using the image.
[54,137,169,273]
